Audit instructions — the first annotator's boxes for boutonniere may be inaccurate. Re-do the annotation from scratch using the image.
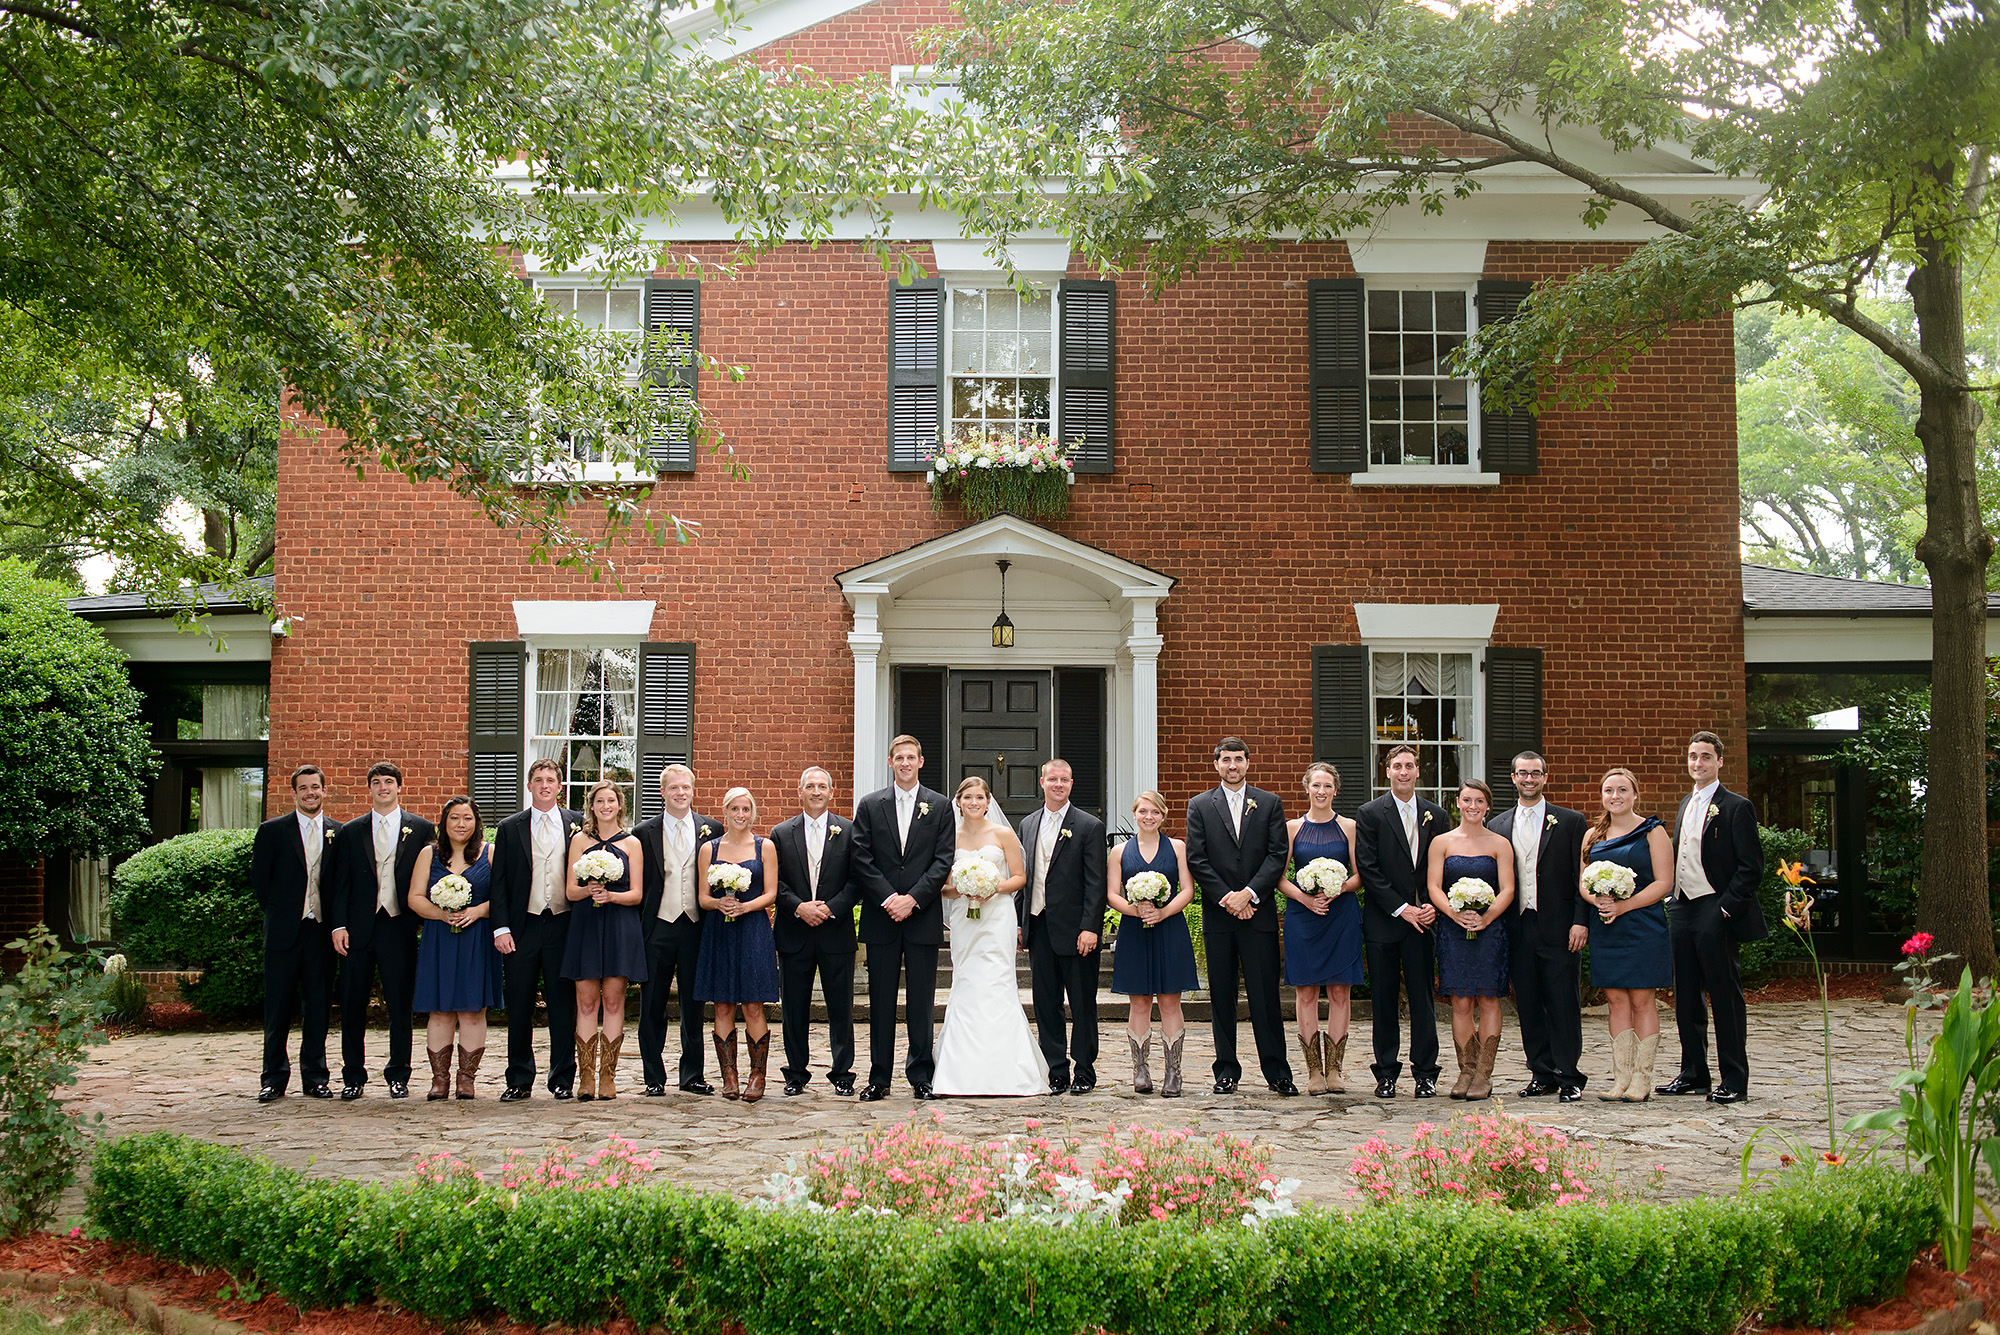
[1422,810,1435,826]
[568,820,581,836]
[1546,814,1558,830]
[1059,828,1074,841]
[401,826,413,842]
[324,829,337,844]
[828,825,843,837]
[1706,803,1720,821]
[699,824,715,838]
[918,802,931,818]
[1246,799,1258,812]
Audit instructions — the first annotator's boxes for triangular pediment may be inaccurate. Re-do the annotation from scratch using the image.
[835,513,1175,604]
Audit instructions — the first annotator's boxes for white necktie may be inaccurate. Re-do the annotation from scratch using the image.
[529,813,559,914]
[375,814,400,915]
[897,791,914,849]
[302,818,322,920]
[1032,811,1058,916]
[1403,804,1419,867]
[1230,791,1243,837]
[1515,809,1538,911]
[807,819,825,896]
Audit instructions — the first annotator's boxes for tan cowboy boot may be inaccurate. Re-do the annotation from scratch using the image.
[598,1034,623,1099]
[1600,1029,1637,1101]
[1466,1034,1500,1100]
[714,1030,740,1100]
[1324,1033,1348,1095]
[575,1034,599,1102]
[1624,1033,1659,1103]
[1129,1033,1154,1094]
[454,1044,483,1100]
[1160,1033,1185,1098]
[1449,1037,1475,1099]
[744,1031,770,1103]
[425,1046,453,1101]
[1301,1033,1327,1095]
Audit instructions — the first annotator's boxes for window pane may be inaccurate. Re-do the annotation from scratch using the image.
[953,332,983,375]
[1369,334,1401,375]
[1020,379,1050,422]
[951,378,984,420]
[1403,291,1433,331]
[1020,291,1052,329]
[575,290,607,329]
[1403,424,1436,463]
[1436,291,1467,331]
[987,333,1019,374]
[607,290,642,332]
[953,288,984,329]
[1368,379,1399,423]
[1403,334,1436,376]
[1370,425,1400,464]
[540,287,574,315]
[986,289,1020,330]
[1403,385,1436,421]
[1439,424,1471,465]
[1368,290,1399,330]
[1019,331,1052,375]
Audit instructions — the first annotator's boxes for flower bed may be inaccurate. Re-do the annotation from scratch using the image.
[88,1131,1940,1334]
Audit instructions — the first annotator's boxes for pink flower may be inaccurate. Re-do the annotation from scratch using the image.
[1903,932,1936,957]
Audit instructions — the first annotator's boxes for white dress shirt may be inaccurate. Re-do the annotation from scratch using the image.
[1031,802,1069,916]
[372,808,404,916]
[1512,800,1545,913]
[804,812,828,898]
[895,784,919,848]
[1676,781,1721,900]
[296,810,324,920]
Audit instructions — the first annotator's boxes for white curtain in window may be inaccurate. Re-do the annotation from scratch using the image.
[200,766,265,831]
[69,856,110,941]
[1372,652,1473,699]
[199,684,269,741]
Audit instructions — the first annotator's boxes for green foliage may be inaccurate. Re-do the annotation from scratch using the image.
[0,927,109,1237]
[101,970,151,1026]
[108,829,261,1018]
[89,1132,1936,1333]
[0,560,154,860]
[1738,826,1812,983]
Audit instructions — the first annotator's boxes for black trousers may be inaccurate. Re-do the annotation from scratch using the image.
[866,938,939,1089]
[261,919,333,1092]
[501,910,577,1093]
[338,913,418,1087]
[1026,913,1101,1083]
[1206,925,1291,1087]
[1366,930,1440,1083]
[639,920,707,1089]
[779,949,855,1084]
[1509,912,1584,1087]
[1668,896,1749,1092]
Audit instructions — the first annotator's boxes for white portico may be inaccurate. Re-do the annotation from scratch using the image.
[835,514,1175,818]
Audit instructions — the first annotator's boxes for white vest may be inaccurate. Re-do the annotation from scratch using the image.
[657,818,700,922]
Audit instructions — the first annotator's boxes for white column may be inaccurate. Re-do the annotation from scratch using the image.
[847,589,886,798]
[1123,593,1164,813]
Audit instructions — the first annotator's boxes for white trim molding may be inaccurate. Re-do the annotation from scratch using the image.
[512,600,657,642]
[1354,603,1500,647]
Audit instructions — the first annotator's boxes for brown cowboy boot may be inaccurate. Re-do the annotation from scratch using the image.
[425,1046,453,1101]
[714,1030,740,1100]
[1324,1033,1349,1095]
[1624,1033,1660,1103]
[1129,1033,1154,1094]
[454,1044,483,1099]
[1448,1037,1475,1099]
[598,1034,623,1099]
[1160,1033,1185,1098]
[1467,1034,1500,1100]
[575,1034,599,1102]
[744,1031,770,1103]
[1301,1033,1327,1095]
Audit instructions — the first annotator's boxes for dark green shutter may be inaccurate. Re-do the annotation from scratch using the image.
[645,280,699,472]
[1475,280,1537,476]
[888,280,944,472]
[468,642,527,818]
[636,641,695,821]
[1054,667,1107,818]
[1484,647,1543,807]
[1308,279,1368,473]
[1311,645,1370,816]
[1056,280,1114,474]
[896,666,947,792]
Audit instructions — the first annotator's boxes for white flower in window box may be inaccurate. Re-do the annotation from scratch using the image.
[926,429,1077,521]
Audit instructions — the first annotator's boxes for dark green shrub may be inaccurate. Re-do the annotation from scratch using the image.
[1739,825,1812,982]
[0,927,109,1235]
[108,828,261,1017]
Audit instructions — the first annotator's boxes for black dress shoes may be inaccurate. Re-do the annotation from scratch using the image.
[679,1079,714,1096]
[912,1084,935,1100]
[1707,1087,1748,1105]
[1270,1079,1300,1097]
[500,1086,531,1103]
[1558,1085,1583,1103]
[1518,1079,1560,1098]
[256,1086,283,1104]
[1413,1075,1439,1099]
[830,1076,855,1096]
[387,1081,410,1099]
[1212,1076,1239,1095]
[1656,1073,1712,1097]
[1068,1078,1096,1096]
[303,1084,333,1100]
[783,1079,808,1097]
[1048,1076,1071,1095]
[1374,1078,1398,1099]
[339,1083,364,1101]
[642,1083,667,1098]
[858,1083,891,1102]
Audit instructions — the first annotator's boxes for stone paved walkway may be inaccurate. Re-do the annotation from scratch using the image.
[67,998,1914,1215]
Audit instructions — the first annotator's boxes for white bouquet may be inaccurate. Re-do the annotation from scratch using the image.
[1446,877,1497,939]
[1123,870,1173,925]
[429,873,473,932]
[573,849,624,885]
[1295,857,1349,898]
[951,858,1003,919]
[708,860,752,898]
[1582,860,1639,901]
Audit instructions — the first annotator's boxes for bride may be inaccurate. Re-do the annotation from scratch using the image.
[932,776,1049,1097]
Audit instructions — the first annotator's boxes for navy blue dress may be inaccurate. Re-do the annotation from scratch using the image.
[414,849,503,1012]
[1109,838,1200,996]
[1284,818,1364,987]
[560,832,649,983]
[693,836,781,1004]
[1587,818,1672,989]
[1435,853,1510,998]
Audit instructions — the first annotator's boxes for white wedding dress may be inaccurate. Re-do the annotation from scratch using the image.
[931,845,1049,1097]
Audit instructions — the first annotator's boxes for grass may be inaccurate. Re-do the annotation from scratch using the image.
[0,1293,149,1335]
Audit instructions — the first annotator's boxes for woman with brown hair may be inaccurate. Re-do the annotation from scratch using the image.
[1425,778,1516,1100]
[1582,768,1674,1101]
[408,796,501,1099]
[560,780,648,1100]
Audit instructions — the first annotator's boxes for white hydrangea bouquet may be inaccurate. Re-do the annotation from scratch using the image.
[1446,877,1497,939]
[1123,870,1173,924]
[1582,860,1639,921]
[429,873,473,931]
[708,862,753,917]
[1296,857,1349,898]
[924,429,1077,521]
[573,849,624,886]
[951,858,1003,919]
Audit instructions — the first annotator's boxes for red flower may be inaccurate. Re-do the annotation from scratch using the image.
[1903,932,1936,957]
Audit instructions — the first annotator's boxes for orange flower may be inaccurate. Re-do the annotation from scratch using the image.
[1777,860,1816,888]
[1821,1152,1845,1167]
[1783,888,1815,933]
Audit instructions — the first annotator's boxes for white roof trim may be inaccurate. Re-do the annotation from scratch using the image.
[1354,604,1500,643]
[837,513,1175,604]
[513,600,657,638]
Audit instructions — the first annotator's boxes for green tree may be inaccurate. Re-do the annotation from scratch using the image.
[929,0,2000,973]
[0,559,155,859]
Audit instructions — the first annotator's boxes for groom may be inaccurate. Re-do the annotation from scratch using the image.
[1018,759,1107,1094]
[851,735,955,1101]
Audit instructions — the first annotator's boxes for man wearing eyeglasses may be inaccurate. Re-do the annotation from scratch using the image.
[1489,752,1590,1101]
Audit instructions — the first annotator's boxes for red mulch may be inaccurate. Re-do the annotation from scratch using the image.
[1742,972,1896,1005]
[1759,1229,2000,1334]
[126,1002,239,1033]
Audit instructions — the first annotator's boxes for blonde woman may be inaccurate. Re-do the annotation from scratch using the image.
[1583,768,1674,1100]
[559,780,647,1101]
[1277,763,1362,1094]
[1106,791,1200,1097]
[693,787,781,1101]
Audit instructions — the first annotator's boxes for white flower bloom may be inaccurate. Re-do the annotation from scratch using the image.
[103,954,128,976]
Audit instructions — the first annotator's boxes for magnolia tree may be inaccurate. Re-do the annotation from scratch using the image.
[927,0,2000,972]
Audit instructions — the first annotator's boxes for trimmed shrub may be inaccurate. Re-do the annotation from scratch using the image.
[108,828,260,1017]
[88,1133,1940,1335]
[1740,825,1813,982]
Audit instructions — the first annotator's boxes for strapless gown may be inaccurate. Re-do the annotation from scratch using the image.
[932,845,1049,1096]
[1587,819,1672,989]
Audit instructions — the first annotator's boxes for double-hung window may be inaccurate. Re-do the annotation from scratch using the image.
[518,280,700,482]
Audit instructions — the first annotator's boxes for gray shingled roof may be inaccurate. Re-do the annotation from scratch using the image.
[1741,562,1999,616]
[67,574,274,621]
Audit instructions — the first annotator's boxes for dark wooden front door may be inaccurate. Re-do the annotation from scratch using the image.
[947,670,1051,823]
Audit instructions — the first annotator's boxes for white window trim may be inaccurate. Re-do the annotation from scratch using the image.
[1357,604,1496,806]
[941,280,1061,444]
[519,636,645,812]
[1350,276,1499,484]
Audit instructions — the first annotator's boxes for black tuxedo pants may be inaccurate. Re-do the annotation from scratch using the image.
[501,911,577,1093]
[338,912,418,1087]
[1509,912,1584,1087]
[262,919,333,1092]
[1027,913,1101,1083]
[639,919,707,1089]
[1365,931,1440,1084]
[1207,925,1291,1087]
[779,948,855,1084]
[866,938,938,1088]
[1668,896,1749,1092]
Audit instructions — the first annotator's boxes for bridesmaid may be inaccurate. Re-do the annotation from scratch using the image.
[560,780,648,1101]
[1583,767,1674,1101]
[1426,779,1516,1100]
[408,796,502,1100]
[1106,791,1200,1097]
[694,787,782,1102]
[1278,763,1362,1094]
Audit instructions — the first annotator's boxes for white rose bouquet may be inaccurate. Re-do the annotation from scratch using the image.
[708,862,753,917]
[951,858,1003,919]
[1446,877,1497,939]
[1295,857,1349,898]
[1122,870,1173,925]
[430,873,473,932]
[573,849,625,886]
[1581,860,1639,922]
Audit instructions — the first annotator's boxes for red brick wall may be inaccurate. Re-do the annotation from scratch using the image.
[271,230,1742,829]
[0,854,46,968]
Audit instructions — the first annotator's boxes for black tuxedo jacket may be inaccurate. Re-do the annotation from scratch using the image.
[1672,785,1768,942]
[327,809,435,947]
[1489,803,1591,944]
[487,805,584,936]
[771,812,859,955]
[1185,785,1288,934]
[850,783,955,948]
[632,811,721,931]
[1018,804,1108,954]
[251,811,344,952]
[1354,793,1449,945]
